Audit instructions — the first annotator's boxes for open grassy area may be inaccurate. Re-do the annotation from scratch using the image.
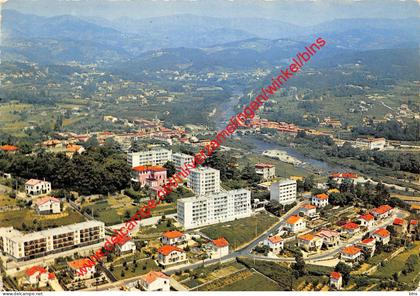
[200,211,278,249]
[216,272,282,291]
[0,206,86,231]
[0,193,17,207]
[111,251,148,267]
[112,258,158,281]
[372,242,420,283]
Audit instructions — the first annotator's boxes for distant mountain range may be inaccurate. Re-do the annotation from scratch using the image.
[2,9,420,65]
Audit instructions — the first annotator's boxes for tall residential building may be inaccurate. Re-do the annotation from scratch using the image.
[0,221,105,261]
[127,148,172,167]
[270,179,297,205]
[187,167,220,196]
[172,153,194,171]
[177,189,252,229]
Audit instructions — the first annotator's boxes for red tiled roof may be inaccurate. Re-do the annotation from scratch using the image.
[342,222,360,230]
[360,237,375,244]
[132,165,167,172]
[330,271,342,280]
[68,258,95,270]
[372,205,393,215]
[140,271,169,284]
[393,218,405,226]
[410,220,418,225]
[341,246,362,256]
[286,215,302,225]
[314,193,329,200]
[162,230,184,239]
[25,266,47,277]
[268,235,282,244]
[158,245,183,256]
[48,273,56,280]
[330,173,358,179]
[374,228,390,238]
[301,204,316,210]
[298,234,316,241]
[0,145,18,151]
[25,179,44,186]
[359,214,374,221]
[35,196,60,206]
[255,163,274,169]
[212,237,229,248]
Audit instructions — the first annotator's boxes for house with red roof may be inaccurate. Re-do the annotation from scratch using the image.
[299,204,317,218]
[297,233,323,252]
[315,229,340,248]
[0,145,18,153]
[393,218,407,234]
[341,222,361,237]
[356,237,376,257]
[255,163,275,180]
[132,165,167,190]
[409,219,418,234]
[371,205,393,220]
[157,245,187,266]
[372,228,391,245]
[207,237,230,259]
[25,265,55,287]
[284,215,306,233]
[161,230,185,245]
[67,258,96,280]
[25,179,51,196]
[358,213,375,229]
[264,235,284,254]
[138,271,170,291]
[311,193,329,208]
[35,196,61,214]
[329,271,342,290]
[340,245,363,265]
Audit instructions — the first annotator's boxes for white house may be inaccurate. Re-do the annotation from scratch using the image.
[299,204,317,218]
[68,258,96,280]
[340,245,363,265]
[34,196,61,214]
[315,229,340,248]
[298,233,323,252]
[311,193,329,208]
[329,272,342,290]
[25,179,51,196]
[358,214,375,229]
[138,271,170,292]
[264,235,283,254]
[161,230,185,245]
[117,240,136,255]
[341,222,360,237]
[372,228,391,245]
[157,245,187,266]
[371,205,393,220]
[207,237,229,259]
[284,215,306,233]
[356,237,376,257]
[255,163,276,180]
[25,266,55,287]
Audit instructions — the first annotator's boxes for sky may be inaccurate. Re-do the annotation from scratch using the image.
[3,0,420,25]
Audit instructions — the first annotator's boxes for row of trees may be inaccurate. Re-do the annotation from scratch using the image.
[0,145,131,195]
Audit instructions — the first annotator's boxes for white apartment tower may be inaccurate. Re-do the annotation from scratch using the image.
[187,167,220,196]
[177,189,252,229]
[172,153,194,171]
[127,148,172,167]
[270,179,297,205]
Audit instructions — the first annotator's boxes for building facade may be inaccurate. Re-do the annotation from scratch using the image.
[127,148,172,167]
[172,153,194,172]
[34,196,61,215]
[177,189,252,229]
[0,221,105,261]
[255,163,276,180]
[270,179,297,205]
[187,167,221,196]
[25,179,51,196]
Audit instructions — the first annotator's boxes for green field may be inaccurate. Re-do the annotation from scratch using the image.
[200,212,278,249]
[216,272,282,291]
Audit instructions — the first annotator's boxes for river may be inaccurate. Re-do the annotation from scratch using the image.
[213,90,347,175]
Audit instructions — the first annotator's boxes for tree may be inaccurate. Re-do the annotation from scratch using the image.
[163,161,176,178]
[303,175,315,191]
[335,262,352,285]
